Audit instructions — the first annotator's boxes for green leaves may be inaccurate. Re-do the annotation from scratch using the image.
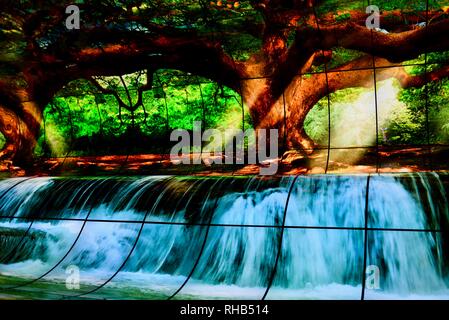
[37,70,249,156]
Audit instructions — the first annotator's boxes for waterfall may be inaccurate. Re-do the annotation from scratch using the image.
[0,174,448,299]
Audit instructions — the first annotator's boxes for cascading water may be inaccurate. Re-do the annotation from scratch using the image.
[0,174,448,300]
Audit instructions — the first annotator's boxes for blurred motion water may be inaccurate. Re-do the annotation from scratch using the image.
[0,174,448,300]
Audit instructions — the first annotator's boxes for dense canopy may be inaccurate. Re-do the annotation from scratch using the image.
[1,0,449,173]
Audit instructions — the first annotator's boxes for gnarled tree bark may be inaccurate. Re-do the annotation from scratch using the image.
[0,87,43,167]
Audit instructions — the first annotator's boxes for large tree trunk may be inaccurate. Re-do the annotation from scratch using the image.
[0,100,42,168]
[243,72,320,155]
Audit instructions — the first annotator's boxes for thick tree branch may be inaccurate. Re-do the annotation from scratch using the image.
[301,19,449,62]
[259,17,449,115]
[52,29,246,93]
[400,65,449,88]
[317,10,447,30]
[304,55,449,108]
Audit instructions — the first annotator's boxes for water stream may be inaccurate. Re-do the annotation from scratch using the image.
[0,174,448,299]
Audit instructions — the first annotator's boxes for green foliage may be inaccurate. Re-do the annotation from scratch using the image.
[305,87,370,147]
[319,48,363,72]
[37,70,250,156]
[0,132,5,150]
[381,101,425,144]
[305,78,449,147]
[317,0,364,14]
[404,51,449,75]
[335,13,351,22]
[319,0,445,13]
[399,79,449,144]
[304,98,329,145]
[372,0,427,11]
